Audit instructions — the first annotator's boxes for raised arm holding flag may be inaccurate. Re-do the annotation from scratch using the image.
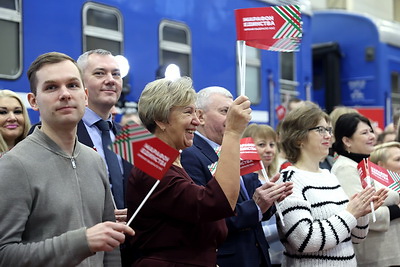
[124,77,252,267]
[181,86,291,267]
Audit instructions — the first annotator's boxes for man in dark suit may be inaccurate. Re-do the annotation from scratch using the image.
[181,86,289,267]
[76,49,133,223]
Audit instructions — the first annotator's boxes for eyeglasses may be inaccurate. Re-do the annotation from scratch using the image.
[308,126,333,136]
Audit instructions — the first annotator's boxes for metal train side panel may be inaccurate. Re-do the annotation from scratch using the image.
[312,10,400,127]
[0,0,312,126]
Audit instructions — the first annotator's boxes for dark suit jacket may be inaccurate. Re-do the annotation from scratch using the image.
[29,120,133,208]
[181,134,273,267]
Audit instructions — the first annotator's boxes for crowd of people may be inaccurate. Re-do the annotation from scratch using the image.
[0,50,399,267]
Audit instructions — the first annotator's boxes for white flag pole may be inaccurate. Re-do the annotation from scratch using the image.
[127,180,160,226]
[364,159,376,222]
[237,40,247,96]
[260,161,285,226]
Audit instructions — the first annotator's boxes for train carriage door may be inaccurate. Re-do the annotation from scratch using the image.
[0,0,22,79]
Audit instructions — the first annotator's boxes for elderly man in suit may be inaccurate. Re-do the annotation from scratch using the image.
[181,86,291,267]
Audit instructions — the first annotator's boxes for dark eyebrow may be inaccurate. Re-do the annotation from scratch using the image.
[43,77,81,85]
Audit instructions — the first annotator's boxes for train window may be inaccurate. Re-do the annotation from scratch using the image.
[159,20,192,77]
[279,52,299,100]
[0,0,21,79]
[236,46,261,104]
[82,2,123,55]
[391,72,400,112]
[0,0,17,9]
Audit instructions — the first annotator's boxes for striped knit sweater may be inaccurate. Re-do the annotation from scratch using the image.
[277,166,369,267]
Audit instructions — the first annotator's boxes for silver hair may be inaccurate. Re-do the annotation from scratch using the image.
[76,49,113,72]
[196,86,233,111]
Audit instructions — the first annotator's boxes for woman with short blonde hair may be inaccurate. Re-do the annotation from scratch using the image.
[127,77,253,266]
[370,141,400,174]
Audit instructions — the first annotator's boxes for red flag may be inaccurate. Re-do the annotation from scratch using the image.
[240,137,262,176]
[275,105,286,121]
[112,122,179,180]
[235,5,302,51]
[357,159,400,192]
[208,137,262,176]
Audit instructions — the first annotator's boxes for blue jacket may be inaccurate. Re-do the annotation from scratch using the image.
[181,134,273,267]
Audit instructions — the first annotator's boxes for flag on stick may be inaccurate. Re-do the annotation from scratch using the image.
[239,137,263,176]
[358,159,400,192]
[208,137,285,226]
[208,137,262,176]
[357,159,384,222]
[235,5,302,96]
[235,5,302,51]
[112,122,179,180]
[111,122,180,226]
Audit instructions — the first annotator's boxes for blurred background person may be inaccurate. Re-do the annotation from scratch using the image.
[242,123,285,266]
[126,77,253,266]
[332,113,400,266]
[0,89,31,153]
[385,110,400,133]
[110,105,118,121]
[278,105,386,266]
[376,130,396,145]
[287,97,304,113]
[120,110,142,126]
[371,141,400,174]
[242,124,278,185]
[329,106,359,140]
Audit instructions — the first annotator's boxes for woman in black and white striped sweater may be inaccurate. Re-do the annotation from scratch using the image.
[277,104,387,267]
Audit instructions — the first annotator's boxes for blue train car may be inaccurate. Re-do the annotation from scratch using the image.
[312,10,400,128]
[0,0,312,127]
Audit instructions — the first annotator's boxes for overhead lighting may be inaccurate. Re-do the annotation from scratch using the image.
[115,55,130,78]
[165,64,181,81]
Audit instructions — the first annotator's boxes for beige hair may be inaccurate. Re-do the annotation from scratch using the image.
[242,123,278,177]
[370,141,400,165]
[280,104,330,163]
[138,77,196,133]
[0,89,31,152]
[329,106,359,130]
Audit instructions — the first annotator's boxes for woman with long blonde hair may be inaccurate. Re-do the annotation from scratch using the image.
[0,89,31,153]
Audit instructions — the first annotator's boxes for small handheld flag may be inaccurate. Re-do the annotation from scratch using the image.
[357,159,381,222]
[235,5,302,51]
[111,122,180,226]
[112,122,179,180]
[209,137,285,226]
[235,5,302,96]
